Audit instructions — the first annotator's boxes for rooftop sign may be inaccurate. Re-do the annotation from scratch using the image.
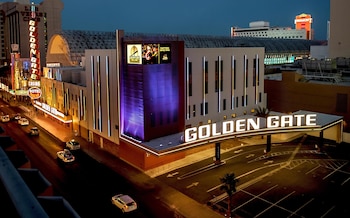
[184,114,318,143]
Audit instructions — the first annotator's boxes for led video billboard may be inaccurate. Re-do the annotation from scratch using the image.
[127,43,171,65]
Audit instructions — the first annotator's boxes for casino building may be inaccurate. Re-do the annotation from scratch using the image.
[231,13,313,40]
[40,30,339,171]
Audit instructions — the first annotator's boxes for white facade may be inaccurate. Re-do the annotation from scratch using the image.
[85,49,120,144]
[231,26,307,39]
[81,46,266,145]
[185,47,266,128]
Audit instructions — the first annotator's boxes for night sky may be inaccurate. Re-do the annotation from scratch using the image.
[25,0,330,40]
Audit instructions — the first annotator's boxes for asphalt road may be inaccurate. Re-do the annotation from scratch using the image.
[156,137,350,217]
[1,101,174,218]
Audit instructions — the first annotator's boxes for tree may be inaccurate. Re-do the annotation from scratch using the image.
[254,105,270,118]
[220,172,239,218]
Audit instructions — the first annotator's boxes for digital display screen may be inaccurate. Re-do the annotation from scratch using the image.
[127,43,171,65]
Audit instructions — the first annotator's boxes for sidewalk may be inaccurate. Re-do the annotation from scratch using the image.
[20,105,223,218]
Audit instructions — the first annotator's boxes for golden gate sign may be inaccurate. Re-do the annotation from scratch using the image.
[184,114,317,142]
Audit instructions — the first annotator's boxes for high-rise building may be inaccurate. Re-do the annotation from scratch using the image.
[294,13,313,40]
[0,0,63,69]
[329,0,350,58]
[231,21,308,40]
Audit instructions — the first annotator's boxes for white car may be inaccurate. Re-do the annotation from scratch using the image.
[12,113,21,121]
[29,127,39,136]
[56,149,75,163]
[18,117,29,126]
[66,139,80,150]
[111,194,137,213]
[1,115,10,123]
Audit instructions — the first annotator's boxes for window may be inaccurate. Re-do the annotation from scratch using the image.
[188,62,192,96]
[204,61,208,94]
[200,102,208,115]
[215,59,223,92]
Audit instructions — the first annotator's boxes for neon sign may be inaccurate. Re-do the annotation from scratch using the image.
[29,3,40,81]
[184,114,318,142]
[28,87,42,99]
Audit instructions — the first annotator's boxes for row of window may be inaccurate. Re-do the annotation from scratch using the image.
[186,56,260,96]
[187,92,262,118]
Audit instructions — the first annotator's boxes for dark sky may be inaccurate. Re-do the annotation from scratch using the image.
[30,0,330,40]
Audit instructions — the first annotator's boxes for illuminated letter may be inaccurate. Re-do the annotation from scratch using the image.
[29,26,36,32]
[294,114,305,126]
[211,123,221,136]
[247,118,260,130]
[198,125,211,139]
[280,115,293,127]
[222,121,234,134]
[235,119,246,132]
[306,114,317,126]
[29,37,36,43]
[29,20,35,26]
[267,116,279,128]
[185,127,197,142]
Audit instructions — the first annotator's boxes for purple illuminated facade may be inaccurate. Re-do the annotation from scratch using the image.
[120,41,185,141]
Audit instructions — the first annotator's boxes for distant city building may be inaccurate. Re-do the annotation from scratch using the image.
[231,21,308,40]
[329,0,350,58]
[231,13,314,40]
[0,0,63,70]
[294,13,313,40]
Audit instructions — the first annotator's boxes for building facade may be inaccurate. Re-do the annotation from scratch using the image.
[294,13,313,40]
[265,71,350,135]
[329,0,350,58]
[42,30,266,170]
[231,21,308,40]
[0,0,63,68]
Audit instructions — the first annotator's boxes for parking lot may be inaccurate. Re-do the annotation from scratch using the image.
[210,144,350,217]
[158,138,350,218]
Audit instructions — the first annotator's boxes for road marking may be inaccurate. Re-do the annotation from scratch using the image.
[177,161,225,180]
[320,205,336,218]
[209,143,303,203]
[246,154,255,158]
[186,182,199,189]
[264,160,274,164]
[167,172,179,178]
[234,149,243,154]
[288,198,314,218]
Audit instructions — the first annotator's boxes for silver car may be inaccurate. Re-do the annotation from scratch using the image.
[66,139,80,150]
[111,194,137,213]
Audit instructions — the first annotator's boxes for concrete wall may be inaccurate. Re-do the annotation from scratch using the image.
[329,0,350,58]
[265,71,350,133]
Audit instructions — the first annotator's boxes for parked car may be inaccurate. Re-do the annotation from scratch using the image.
[18,117,29,126]
[66,139,80,150]
[111,194,137,213]
[29,127,39,136]
[56,149,75,163]
[1,115,10,123]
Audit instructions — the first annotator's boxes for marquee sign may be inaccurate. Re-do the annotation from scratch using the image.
[184,114,318,142]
